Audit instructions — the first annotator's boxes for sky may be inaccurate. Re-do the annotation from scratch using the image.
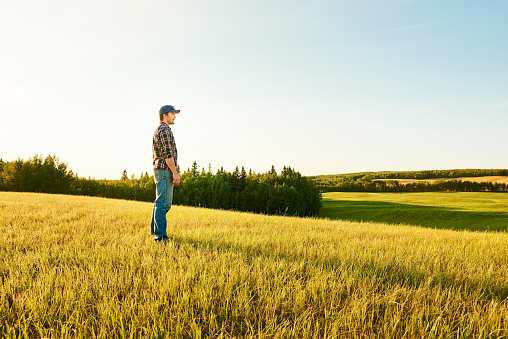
[1,0,507,179]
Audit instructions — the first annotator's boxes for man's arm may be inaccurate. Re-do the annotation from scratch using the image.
[165,157,181,185]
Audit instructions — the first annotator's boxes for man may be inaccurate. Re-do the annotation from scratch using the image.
[151,104,181,242]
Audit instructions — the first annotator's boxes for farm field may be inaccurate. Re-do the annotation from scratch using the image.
[376,176,508,185]
[1,192,508,338]
[320,192,508,232]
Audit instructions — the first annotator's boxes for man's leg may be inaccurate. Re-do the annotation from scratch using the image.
[151,169,170,242]
[165,171,174,212]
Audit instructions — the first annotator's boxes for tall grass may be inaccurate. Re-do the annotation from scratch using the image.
[320,192,508,231]
[1,192,507,338]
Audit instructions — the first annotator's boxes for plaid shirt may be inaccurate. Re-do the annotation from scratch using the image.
[153,122,178,170]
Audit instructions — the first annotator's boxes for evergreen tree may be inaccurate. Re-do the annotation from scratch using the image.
[190,161,199,179]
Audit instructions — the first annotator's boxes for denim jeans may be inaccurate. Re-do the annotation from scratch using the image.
[150,169,174,242]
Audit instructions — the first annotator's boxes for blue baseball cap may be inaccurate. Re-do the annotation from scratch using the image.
[159,105,180,115]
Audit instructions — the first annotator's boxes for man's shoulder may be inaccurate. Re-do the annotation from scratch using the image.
[155,122,173,137]
[156,122,171,132]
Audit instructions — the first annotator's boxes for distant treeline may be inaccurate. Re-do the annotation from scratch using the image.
[364,169,508,180]
[310,169,508,193]
[174,162,321,216]
[321,179,508,193]
[0,155,321,217]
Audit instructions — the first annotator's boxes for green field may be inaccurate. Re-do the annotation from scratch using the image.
[1,192,508,338]
[320,192,508,232]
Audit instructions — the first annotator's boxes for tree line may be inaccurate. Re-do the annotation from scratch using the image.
[322,179,508,193]
[309,169,508,193]
[174,162,321,216]
[362,169,508,180]
[0,155,321,217]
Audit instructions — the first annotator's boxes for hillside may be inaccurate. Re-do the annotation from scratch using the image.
[1,192,507,338]
[309,169,508,192]
[320,192,508,231]
[376,176,508,185]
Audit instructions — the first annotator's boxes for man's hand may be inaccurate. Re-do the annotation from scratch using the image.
[164,157,180,185]
[173,173,181,185]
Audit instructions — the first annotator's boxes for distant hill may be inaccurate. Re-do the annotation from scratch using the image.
[376,176,508,185]
[308,169,508,193]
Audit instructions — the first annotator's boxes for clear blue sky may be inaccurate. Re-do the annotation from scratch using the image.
[1,0,507,179]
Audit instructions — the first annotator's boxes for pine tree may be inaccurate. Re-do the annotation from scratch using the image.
[190,161,199,179]
[121,170,128,181]
[240,166,247,191]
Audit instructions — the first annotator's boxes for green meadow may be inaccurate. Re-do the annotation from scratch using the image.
[320,192,508,232]
[1,191,508,338]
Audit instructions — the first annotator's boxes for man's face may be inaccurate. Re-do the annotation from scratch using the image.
[165,112,176,125]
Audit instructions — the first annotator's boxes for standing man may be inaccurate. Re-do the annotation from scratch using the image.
[151,104,181,243]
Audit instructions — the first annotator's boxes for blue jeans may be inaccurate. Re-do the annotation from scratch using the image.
[150,169,174,242]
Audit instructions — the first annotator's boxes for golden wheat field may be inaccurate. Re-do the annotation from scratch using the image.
[1,192,507,338]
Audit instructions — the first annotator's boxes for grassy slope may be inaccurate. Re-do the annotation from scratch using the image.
[376,176,508,184]
[1,192,508,338]
[320,192,508,231]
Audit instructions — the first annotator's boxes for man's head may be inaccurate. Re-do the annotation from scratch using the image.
[159,105,180,124]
